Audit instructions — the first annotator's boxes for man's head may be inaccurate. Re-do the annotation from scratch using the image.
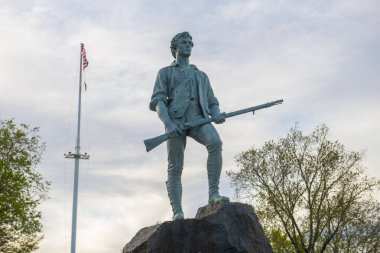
[170,32,194,59]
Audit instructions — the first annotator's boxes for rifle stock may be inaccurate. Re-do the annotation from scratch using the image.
[144,99,283,152]
[144,133,170,152]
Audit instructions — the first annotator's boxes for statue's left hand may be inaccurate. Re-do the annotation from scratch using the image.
[213,113,225,124]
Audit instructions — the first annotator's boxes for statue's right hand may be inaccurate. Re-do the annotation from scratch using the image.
[166,122,183,138]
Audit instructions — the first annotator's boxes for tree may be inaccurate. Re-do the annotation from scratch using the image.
[0,119,50,253]
[227,125,380,253]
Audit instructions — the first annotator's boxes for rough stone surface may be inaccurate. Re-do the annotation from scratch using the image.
[122,202,273,253]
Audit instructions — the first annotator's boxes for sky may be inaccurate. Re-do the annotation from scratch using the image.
[1,0,379,252]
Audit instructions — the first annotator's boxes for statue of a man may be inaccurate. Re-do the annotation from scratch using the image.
[149,32,229,220]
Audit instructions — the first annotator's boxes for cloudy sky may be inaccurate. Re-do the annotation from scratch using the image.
[1,0,379,252]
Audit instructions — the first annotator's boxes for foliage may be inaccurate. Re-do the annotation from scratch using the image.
[228,124,380,253]
[264,227,294,253]
[0,119,50,253]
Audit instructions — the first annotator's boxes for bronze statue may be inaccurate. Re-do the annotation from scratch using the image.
[147,32,283,220]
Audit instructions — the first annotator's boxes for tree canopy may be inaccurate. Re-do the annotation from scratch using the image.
[228,125,380,253]
[0,119,50,253]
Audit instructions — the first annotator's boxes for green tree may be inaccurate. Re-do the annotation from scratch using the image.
[265,228,294,253]
[228,125,380,253]
[0,119,50,253]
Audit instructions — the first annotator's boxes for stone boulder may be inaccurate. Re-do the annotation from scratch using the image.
[122,202,273,253]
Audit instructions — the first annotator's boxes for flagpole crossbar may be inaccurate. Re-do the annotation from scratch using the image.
[64,152,90,160]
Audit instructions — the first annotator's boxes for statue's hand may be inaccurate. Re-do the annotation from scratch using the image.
[166,122,183,138]
[213,113,226,124]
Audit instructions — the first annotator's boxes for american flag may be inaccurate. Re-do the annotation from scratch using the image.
[80,43,89,70]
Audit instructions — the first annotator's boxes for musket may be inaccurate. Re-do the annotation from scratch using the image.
[144,99,284,152]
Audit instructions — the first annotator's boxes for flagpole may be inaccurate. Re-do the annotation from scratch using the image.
[65,43,90,253]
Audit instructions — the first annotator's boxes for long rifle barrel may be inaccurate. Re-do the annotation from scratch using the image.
[144,99,283,152]
[225,99,283,118]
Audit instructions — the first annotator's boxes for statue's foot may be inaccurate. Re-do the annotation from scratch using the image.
[209,194,230,205]
[173,211,184,220]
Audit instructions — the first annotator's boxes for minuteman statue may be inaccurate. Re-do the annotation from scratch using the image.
[149,32,229,220]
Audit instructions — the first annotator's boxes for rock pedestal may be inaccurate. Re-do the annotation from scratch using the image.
[123,202,273,253]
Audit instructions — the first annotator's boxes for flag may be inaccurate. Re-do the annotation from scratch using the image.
[80,43,89,70]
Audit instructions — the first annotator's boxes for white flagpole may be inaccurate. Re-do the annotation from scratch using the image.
[65,43,90,253]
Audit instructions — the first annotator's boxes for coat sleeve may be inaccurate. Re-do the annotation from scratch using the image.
[149,68,169,111]
[203,72,220,108]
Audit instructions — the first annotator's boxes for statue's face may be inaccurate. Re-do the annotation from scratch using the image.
[176,37,193,58]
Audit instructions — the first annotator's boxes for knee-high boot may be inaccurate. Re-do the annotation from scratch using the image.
[166,181,184,220]
[207,152,229,205]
